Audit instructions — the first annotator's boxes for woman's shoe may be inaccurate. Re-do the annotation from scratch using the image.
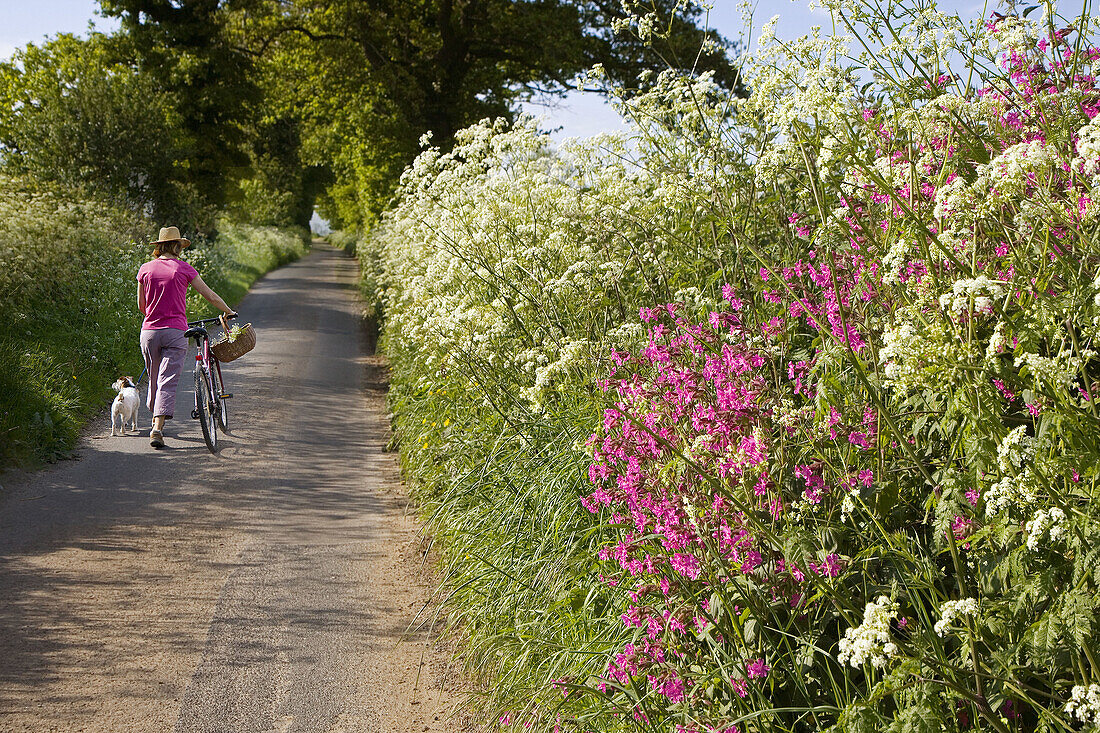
[150,429,164,448]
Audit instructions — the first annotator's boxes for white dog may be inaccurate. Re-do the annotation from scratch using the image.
[110,376,140,436]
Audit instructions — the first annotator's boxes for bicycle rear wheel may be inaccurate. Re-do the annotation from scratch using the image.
[194,366,218,453]
[210,360,229,433]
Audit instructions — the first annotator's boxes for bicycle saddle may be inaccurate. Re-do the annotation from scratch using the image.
[184,326,207,339]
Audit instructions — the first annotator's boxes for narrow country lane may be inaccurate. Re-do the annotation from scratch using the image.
[0,247,468,733]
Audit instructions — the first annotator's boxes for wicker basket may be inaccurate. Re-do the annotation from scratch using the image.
[211,319,256,363]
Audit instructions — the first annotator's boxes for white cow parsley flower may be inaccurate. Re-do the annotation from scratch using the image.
[934,597,979,636]
[996,426,1036,474]
[938,276,1005,316]
[1015,350,1082,388]
[1065,684,1100,725]
[1024,507,1066,551]
[985,469,1038,517]
[838,596,899,668]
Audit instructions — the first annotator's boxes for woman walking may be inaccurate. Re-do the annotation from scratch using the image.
[137,226,235,448]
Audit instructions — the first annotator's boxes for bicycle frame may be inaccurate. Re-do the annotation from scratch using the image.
[187,316,223,383]
[193,329,222,385]
[186,315,235,452]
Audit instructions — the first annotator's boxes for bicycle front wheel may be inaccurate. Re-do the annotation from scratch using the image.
[195,367,218,453]
[210,360,229,433]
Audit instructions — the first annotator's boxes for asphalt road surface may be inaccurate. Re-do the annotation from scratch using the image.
[0,246,467,732]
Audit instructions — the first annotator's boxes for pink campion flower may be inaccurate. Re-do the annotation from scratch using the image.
[670,552,702,580]
[752,475,770,496]
[500,714,512,725]
[849,431,871,449]
[647,615,662,639]
[745,658,770,679]
[826,406,842,439]
[795,464,827,504]
[818,553,843,577]
[761,316,784,339]
[730,678,749,698]
[951,515,974,541]
[1079,195,1092,218]
[992,378,1015,401]
[622,605,644,628]
[664,611,686,635]
[966,488,980,506]
[658,674,687,703]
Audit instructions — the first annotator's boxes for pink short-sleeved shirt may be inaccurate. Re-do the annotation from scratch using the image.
[137,258,198,330]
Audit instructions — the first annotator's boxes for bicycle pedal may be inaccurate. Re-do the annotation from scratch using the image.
[221,393,233,399]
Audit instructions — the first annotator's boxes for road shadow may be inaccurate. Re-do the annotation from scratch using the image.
[0,246,418,729]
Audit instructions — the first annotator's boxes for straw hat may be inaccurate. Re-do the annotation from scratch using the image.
[152,226,191,248]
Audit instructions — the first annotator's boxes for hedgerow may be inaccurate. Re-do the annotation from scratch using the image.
[0,177,308,466]
[368,1,1100,731]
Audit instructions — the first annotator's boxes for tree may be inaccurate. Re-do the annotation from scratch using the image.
[241,0,741,227]
[80,0,739,230]
[97,0,263,231]
[0,33,198,223]
[255,0,737,140]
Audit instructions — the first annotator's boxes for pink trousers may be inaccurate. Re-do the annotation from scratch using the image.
[140,329,187,419]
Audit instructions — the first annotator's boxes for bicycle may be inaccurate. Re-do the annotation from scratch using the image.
[184,314,236,453]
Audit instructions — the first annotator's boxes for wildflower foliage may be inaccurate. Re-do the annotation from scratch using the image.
[369,1,1100,731]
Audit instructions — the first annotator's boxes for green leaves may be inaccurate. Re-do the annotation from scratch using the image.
[0,34,191,222]
[1056,590,1094,649]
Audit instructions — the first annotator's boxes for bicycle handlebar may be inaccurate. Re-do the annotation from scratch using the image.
[187,313,238,327]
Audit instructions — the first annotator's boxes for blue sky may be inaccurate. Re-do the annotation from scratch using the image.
[0,0,117,59]
[1,0,988,139]
[523,0,989,139]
